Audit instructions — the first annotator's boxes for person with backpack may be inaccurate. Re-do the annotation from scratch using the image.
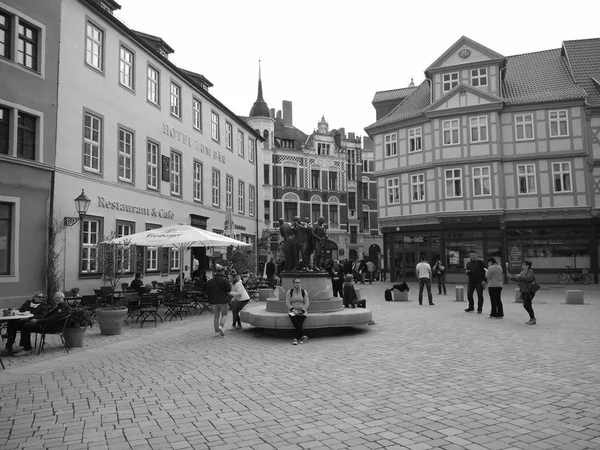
[286,278,310,345]
[206,264,232,337]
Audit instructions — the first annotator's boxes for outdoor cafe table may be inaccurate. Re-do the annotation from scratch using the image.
[0,312,34,369]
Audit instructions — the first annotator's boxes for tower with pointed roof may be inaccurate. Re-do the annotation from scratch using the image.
[247,61,275,150]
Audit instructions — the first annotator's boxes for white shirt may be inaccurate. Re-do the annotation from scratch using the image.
[230,280,250,301]
[415,261,432,279]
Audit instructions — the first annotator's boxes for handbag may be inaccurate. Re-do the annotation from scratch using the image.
[529,281,541,294]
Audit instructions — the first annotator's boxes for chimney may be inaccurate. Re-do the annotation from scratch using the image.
[348,132,355,140]
[282,100,293,126]
[270,108,275,118]
[276,110,282,120]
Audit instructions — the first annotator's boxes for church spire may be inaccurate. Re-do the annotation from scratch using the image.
[249,59,270,118]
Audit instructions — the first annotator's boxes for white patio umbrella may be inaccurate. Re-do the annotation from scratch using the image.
[105,223,251,289]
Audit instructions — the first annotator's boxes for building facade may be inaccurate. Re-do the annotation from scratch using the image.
[366,36,600,284]
[52,0,261,295]
[0,0,61,306]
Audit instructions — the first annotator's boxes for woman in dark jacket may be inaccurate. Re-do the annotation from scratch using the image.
[507,261,537,325]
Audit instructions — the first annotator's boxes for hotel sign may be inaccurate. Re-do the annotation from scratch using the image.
[97,196,175,219]
[162,122,226,164]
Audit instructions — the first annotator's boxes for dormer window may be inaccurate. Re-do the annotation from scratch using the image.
[443,73,459,92]
[471,68,487,87]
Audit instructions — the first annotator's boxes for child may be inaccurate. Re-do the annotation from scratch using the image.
[342,274,358,308]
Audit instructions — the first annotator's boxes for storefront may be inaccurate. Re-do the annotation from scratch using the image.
[383,218,597,284]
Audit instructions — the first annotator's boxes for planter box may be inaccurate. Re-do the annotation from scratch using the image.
[96,309,128,335]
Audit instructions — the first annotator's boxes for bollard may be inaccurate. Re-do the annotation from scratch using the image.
[455,286,464,302]
[514,288,522,303]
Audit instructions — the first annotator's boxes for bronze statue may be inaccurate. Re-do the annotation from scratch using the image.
[312,216,327,271]
[292,216,313,271]
[278,218,297,271]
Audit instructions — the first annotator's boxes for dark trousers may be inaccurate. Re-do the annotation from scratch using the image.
[521,292,535,319]
[5,321,41,351]
[332,281,343,298]
[467,282,484,311]
[231,300,249,327]
[418,278,433,304]
[437,274,446,294]
[289,314,306,339]
[488,287,504,317]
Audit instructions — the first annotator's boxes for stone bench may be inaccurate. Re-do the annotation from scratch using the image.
[565,290,584,305]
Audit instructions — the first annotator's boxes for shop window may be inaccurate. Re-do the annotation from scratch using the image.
[0,201,13,275]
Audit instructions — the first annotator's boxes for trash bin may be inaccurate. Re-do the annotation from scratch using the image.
[514,288,522,303]
[455,285,464,302]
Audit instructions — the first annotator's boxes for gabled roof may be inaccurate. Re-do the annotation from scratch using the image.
[274,119,308,150]
[503,49,586,105]
[133,30,174,54]
[426,35,504,73]
[180,69,213,89]
[365,80,430,131]
[424,82,503,115]
[372,86,417,104]
[562,38,600,106]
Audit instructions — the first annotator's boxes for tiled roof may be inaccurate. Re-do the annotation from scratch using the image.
[503,49,585,105]
[562,38,600,106]
[274,120,308,150]
[365,80,430,131]
[372,86,417,103]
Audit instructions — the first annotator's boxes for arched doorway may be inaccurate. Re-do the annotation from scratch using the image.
[369,244,381,267]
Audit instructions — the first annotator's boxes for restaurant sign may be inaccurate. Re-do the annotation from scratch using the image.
[97,196,175,219]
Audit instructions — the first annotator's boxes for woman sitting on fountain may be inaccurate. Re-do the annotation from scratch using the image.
[286,278,310,345]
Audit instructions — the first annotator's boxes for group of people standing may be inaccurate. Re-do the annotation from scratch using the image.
[414,252,538,324]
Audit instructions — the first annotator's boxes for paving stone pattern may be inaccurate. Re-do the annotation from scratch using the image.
[1,283,600,449]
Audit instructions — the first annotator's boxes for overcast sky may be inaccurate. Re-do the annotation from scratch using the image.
[116,0,598,139]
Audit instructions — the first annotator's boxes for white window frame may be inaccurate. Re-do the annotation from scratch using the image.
[238,180,245,214]
[443,72,458,92]
[549,110,568,137]
[118,128,133,182]
[517,164,537,195]
[170,151,181,196]
[0,9,45,75]
[384,133,397,157]
[443,119,460,146]
[515,113,534,140]
[211,112,220,141]
[85,21,103,71]
[146,247,158,272]
[225,122,232,149]
[81,218,100,274]
[116,222,133,273]
[472,166,491,197]
[249,185,255,217]
[192,98,202,131]
[212,169,220,207]
[119,46,134,90]
[248,138,255,163]
[409,127,422,153]
[170,82,181,118]
[83,112,101,173]
[411,173,425,202]
[170,248,180,271]
[146,141,159,190]
[387,178,400,205]
[470,116,488,143]
[226,175,233,209]
[193,161,203,202]
[147,65,159,105]
[552,162,572,193]
[444,168,463,198]
[237,130,244,157]
[471,68,487,87]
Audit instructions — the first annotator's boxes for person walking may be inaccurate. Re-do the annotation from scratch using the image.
[506,261,537,325]
[465,252,486,313]
[485,257,504,318]
[228,270,250,329]
[286,278,309,345]
[415,255,434,306]
[433,260,447,295]
[330,260,344,299]
[366,260,375,284]
[206,264,232,336]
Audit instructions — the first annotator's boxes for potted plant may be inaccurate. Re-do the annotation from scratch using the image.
[63,306,94,348]
[95,234,131,335]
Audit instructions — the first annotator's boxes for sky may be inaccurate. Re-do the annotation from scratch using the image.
[116,0,599,139]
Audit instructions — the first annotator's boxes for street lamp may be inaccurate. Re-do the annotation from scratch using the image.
[63,189,91,227]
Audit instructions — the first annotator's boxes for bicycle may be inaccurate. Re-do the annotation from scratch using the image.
[558,266,591,285]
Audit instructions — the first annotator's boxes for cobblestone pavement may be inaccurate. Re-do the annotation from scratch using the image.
[1,282,599,449]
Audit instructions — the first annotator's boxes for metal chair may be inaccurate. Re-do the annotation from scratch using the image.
[124,291,142,324]
[138,294,162,327]
[38,314,71,355]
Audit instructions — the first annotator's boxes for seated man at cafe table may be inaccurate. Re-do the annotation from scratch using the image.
[2,292,71,357]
